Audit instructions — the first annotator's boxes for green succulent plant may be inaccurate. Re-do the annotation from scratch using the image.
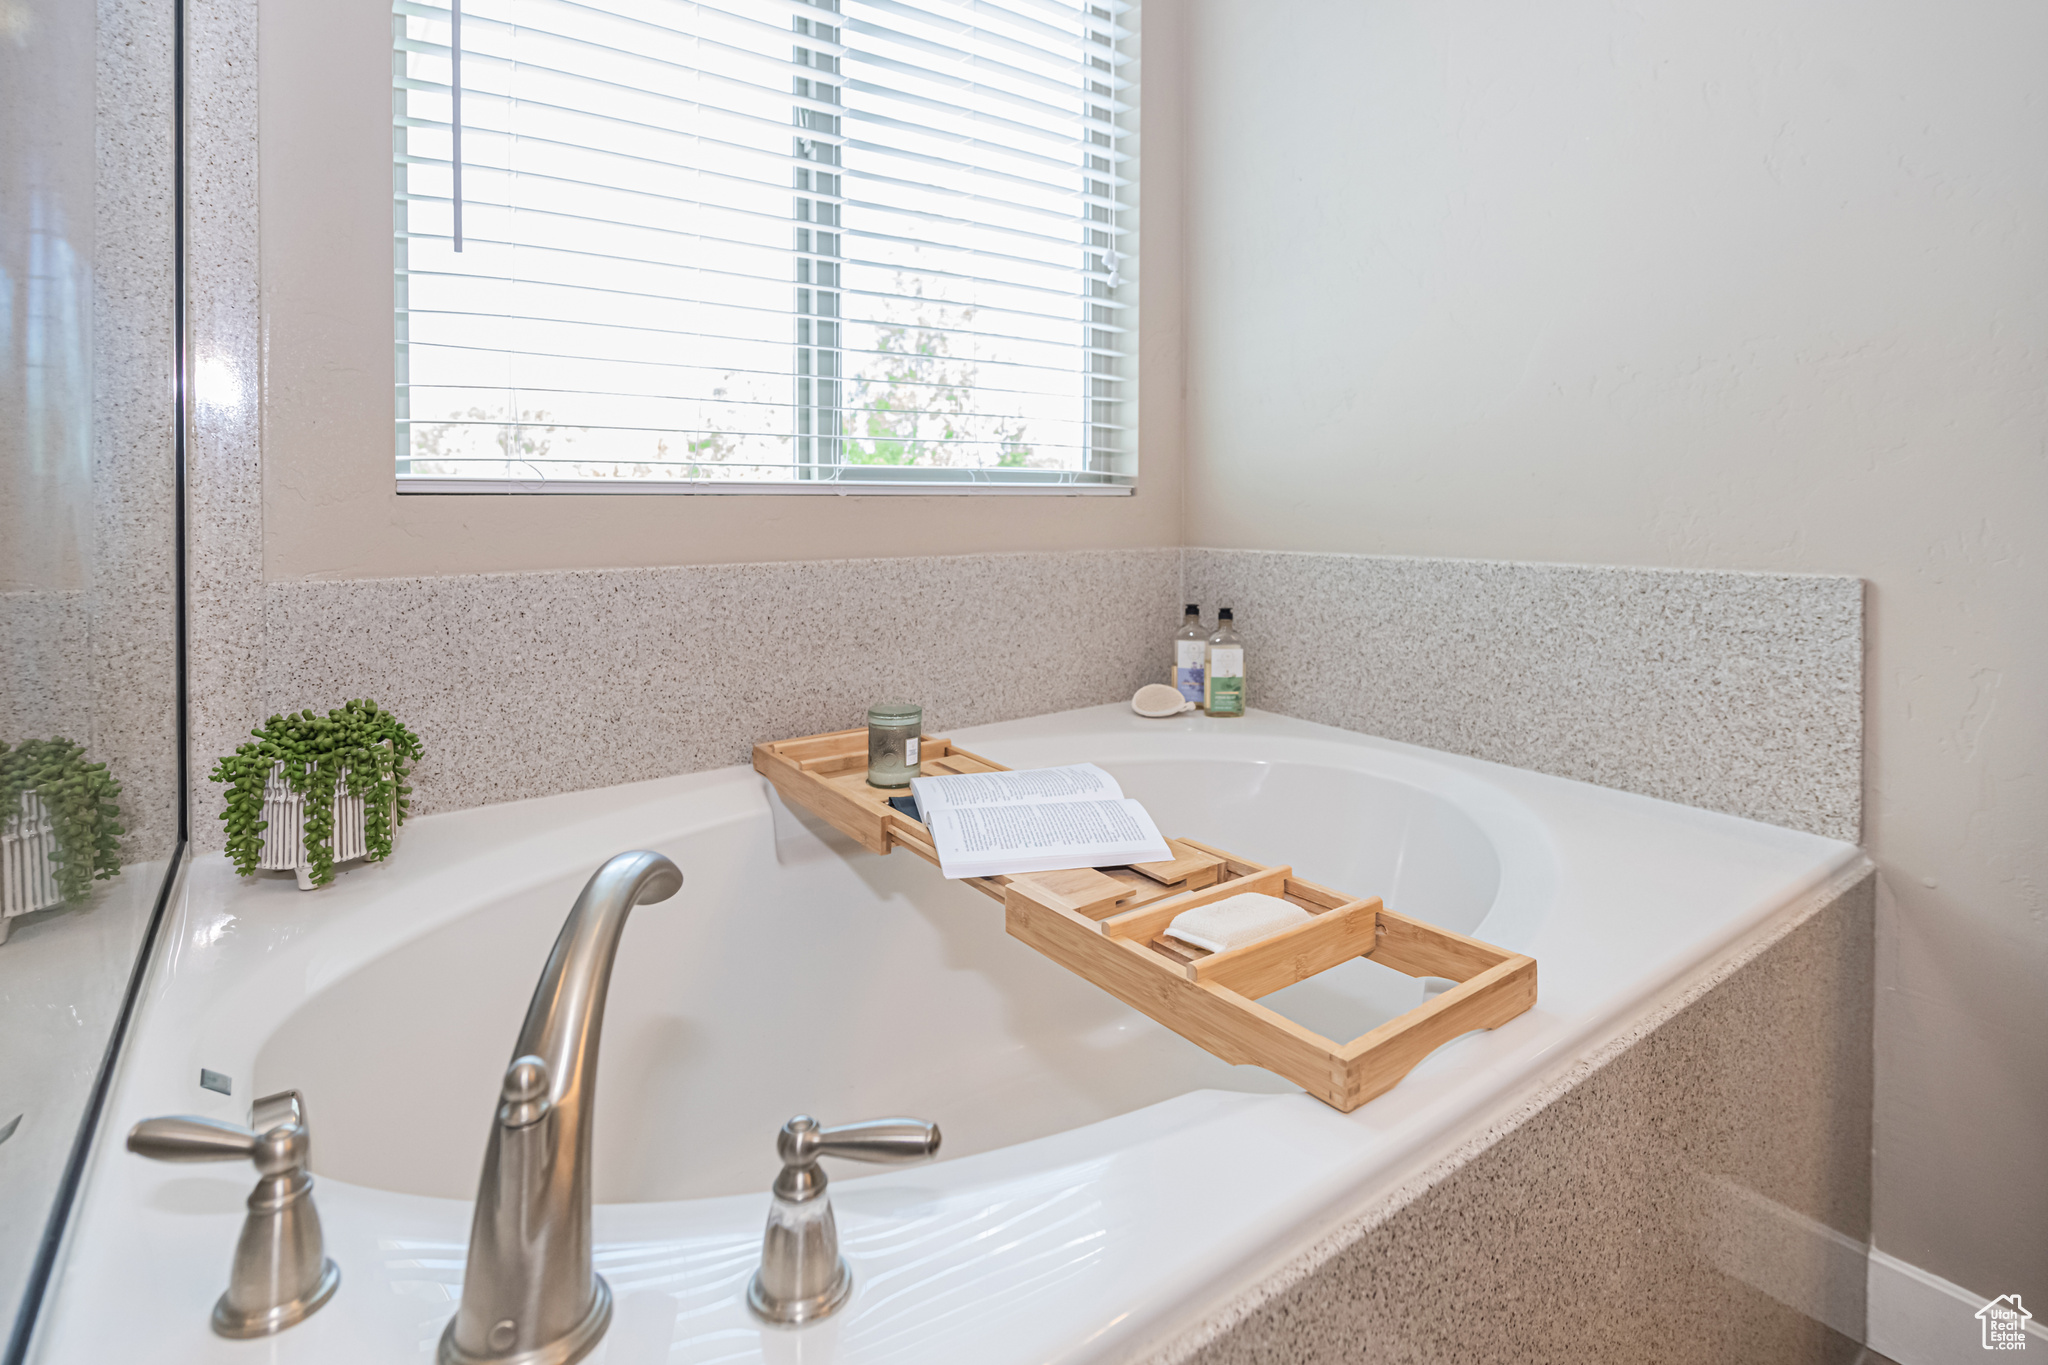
[0,738,125,904]
[209,699,423,886]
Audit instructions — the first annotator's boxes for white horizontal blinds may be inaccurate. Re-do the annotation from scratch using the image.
[393,0,1135,486]
[815,0,1132,478]
[389,0,1130,485]
[394,0,815,480]
[1076,4,1127,473]
[791,9,843,476]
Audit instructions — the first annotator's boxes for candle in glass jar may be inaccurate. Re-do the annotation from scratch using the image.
[866,701,923,788]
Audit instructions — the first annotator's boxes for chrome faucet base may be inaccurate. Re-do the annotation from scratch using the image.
[747,1258,850,1327]
[438,1277,611,1365]
[213,1257,340,1339]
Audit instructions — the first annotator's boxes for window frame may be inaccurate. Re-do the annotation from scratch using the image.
[390,0,1139,497]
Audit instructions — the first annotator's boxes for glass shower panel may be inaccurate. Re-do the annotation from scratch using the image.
[0,0,181,1353]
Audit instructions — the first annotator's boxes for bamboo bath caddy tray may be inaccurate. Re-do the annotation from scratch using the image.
[754,728,1537,1113]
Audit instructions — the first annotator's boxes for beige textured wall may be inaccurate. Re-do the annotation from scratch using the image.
[1182,0,2045,1308]
[256,0,1185,580]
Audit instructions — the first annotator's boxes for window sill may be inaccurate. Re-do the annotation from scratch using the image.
[396,479,1136,497]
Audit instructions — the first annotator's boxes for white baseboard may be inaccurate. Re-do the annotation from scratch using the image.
[1867,1248,2045,1364]
[1695,1176,2043,1364]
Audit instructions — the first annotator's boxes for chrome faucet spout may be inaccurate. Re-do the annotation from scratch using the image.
[440,850,682,1365]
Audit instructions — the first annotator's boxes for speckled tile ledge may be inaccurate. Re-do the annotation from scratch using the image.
[1185,549,1863,841]
[247,549,1179,839]
[1134,862,1876,1365]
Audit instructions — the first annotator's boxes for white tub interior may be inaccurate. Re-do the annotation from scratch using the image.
[255,757,1503,1204]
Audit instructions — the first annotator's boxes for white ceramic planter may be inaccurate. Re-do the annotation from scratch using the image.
[259,761,398,890]
[1,790,61,938]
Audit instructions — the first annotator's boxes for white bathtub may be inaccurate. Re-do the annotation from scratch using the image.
[33,706,1867,1365]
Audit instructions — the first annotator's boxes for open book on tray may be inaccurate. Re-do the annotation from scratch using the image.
[907,763,1172,880]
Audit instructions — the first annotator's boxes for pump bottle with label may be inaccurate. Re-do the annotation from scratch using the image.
[1205,609,1245,717]
[1172,604,1206,705]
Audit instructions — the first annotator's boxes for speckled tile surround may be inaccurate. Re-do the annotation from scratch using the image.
[250,549,1181,832]
[1185,549,1863,841]
[1,591,91,749]
[205,547,1866,852]
[1136,867,1876,1365]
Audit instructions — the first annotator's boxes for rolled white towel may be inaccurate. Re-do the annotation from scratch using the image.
[1164,892,1311,955]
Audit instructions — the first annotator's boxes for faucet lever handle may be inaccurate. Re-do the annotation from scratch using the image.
[777,1115,941,1170]
[128,1115,263,1163]
[130,1089,313,1172]
[814,1118,942,1164]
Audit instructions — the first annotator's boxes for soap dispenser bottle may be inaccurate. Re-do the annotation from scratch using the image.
[1173,604,1206,705]
[1205,609,1245,717]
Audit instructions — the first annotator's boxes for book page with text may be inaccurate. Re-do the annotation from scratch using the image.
[925,795,1170,879]
[911,763,1121,813]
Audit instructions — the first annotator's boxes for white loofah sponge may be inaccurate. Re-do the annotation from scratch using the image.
[1131,683,1196,717]
[1164,892,1311,955]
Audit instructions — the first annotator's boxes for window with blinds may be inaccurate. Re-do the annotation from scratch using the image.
[392,0,1136,492]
